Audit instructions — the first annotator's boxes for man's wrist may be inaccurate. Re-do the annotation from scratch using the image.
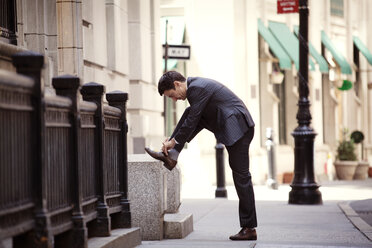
[172,138,179,145]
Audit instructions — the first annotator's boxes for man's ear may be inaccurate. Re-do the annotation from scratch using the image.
[174,81,181,87]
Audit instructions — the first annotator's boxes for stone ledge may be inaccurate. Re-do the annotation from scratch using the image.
[87,227,141,248]
[128,154,167,240]
[165,165,181,213]
[0,41,28,58]
[164,213,193,239]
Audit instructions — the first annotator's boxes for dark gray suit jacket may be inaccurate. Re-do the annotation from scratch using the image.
[173,77,255,147]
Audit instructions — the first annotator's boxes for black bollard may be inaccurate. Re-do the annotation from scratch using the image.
[215,142,227,198]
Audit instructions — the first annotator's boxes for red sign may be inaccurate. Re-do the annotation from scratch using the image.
[277,0,299,14]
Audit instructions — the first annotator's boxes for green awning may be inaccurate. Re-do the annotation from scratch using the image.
[268,21,315,71]
[257,19,292,70]
[161,16,185,71]
[294,26,329,73]
[321,31,352,74]
[353,36,372,65]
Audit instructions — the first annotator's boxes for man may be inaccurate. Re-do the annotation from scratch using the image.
[145,71,257,240]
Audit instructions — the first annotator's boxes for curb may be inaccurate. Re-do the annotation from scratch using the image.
[338,201,372,241]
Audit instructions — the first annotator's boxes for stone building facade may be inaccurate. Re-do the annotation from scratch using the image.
[0,0,165,155]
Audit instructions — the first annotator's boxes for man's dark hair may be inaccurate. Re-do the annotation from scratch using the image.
[158,71,186,96]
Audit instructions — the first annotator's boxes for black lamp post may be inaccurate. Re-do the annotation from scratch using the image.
[288,0,322,204]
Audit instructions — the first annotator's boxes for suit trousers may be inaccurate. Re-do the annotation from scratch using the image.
[226,128,257,228]
[170,107,190,152]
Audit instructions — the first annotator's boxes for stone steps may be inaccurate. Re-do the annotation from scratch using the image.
[87,227,141,248]
[164,213,193,239]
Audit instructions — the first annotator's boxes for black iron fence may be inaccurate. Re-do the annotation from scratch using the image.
[0,51,130,247]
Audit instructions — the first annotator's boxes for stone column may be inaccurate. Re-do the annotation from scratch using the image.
[56,0,83,77]
[309,0,324,146]
[367,0,372,145]
[244,0,261,150]
[21,0,58,87]
[105,0,129,75]
[128,0,164,153]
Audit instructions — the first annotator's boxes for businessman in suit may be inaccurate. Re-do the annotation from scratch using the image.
[145,71,257,240]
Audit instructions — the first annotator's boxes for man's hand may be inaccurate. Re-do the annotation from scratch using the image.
[162,138,176,156]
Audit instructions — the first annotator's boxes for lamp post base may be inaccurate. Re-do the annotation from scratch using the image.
[289,184,322,204]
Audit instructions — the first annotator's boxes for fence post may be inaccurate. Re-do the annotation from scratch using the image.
[80,82,111,236]
[12,52,54,247]
[106,91,131,228]
[52,75,88,247]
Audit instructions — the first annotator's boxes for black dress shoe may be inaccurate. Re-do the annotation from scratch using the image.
[144,147,177,171]
[229,227,257,241]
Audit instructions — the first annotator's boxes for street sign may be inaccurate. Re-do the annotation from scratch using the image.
[277,0,299,14]
[163,44,191,60]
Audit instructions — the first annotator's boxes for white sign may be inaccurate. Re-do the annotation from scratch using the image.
[163,45,191,60]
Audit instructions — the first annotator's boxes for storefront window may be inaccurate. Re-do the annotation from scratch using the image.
[330,0,344,17]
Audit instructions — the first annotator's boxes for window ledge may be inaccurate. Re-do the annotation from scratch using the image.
[0,40,27,59]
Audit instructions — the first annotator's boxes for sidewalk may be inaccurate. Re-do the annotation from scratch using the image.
[137,179,372,248]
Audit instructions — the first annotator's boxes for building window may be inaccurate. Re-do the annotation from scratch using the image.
[330,0,344,17]
[0,0,17,45]
[273,81,287,144]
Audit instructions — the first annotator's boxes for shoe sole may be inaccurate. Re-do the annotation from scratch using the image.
[144,148,176,171]
[229,237,257,241]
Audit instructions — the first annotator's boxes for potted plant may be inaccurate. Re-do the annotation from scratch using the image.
[350,130,370,180]
[334,129,358,180]
[355,160,370,180]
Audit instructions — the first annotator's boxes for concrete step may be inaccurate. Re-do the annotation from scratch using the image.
[88,227,141,248]
[163,213,193,239]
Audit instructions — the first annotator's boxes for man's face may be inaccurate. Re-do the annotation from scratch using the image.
[163,81,186,101]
